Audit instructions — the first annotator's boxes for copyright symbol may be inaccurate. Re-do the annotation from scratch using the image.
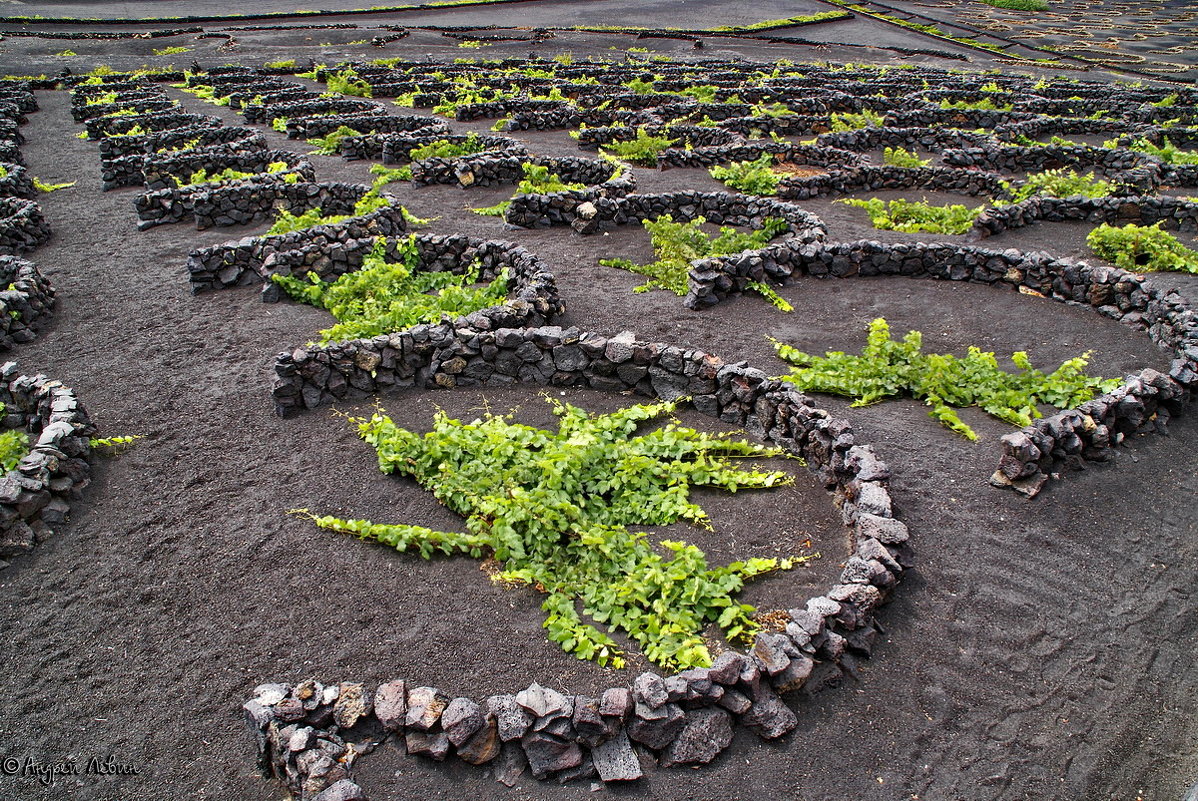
[1,757,20,775]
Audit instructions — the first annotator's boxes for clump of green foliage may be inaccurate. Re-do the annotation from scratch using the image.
[840,197,983,235]
[266,191,390,235]
[1000,168,1113,203]
[326,67,372,97]
[830,108,884,131]
[0,404,29,472]
[600,128,678,166]
[407,132,487,161]
[33,178,76,192]
[307,125,364,155]
[601,215,792,310]
[474,163,587,216]
[176,161,295,188]
[264,59,298,69]
[369,163,413,184]
[709,153,781,196]
[772,318,1118,440]
[1112,136,1198,166]
[981,0,1048,9]
[300,396,805,670]
[711,10,850,31]
[271,236,507,342]
[179,83,231,106]
[1012,133,1086,148]
[938,97,1013,112]
[1087,222,1198,274]
[153,46,191,56]
[882,146,931,168]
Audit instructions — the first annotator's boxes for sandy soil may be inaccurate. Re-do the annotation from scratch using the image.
[0,16,1195,801]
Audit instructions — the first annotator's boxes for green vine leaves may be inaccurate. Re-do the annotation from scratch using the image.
[294,398,814,672]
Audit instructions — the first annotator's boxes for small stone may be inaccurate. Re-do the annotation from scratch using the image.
[254,683,289,707]
[741,684,797,739]
[521,730,583,778]
[661,709,734,766]
[591,728,642,782]
[632,672,668,709]
[333,683,370,729]
[707,652,745,685]
[374,680,406,731]
[494,742,527,787]
[405,686,449,731]
[626,701,685,750]
[487,694,532,741]
[311,779,367,801]
[599,688,632,720]
[456,716,501,765]
[442,697,484,747]
[406,728,451,760]
[516,682,570,719]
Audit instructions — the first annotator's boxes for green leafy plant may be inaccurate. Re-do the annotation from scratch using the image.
[601,214,789,304]
[176,161,294,188]
[938,97,1013,112]
[474,163,586,216]
[407,132,487,161]
[153,46,191,56]
[266,191,390,235]
[33,178,76,192]
[271,116,289,133]
[297,395,806,670]
[772,318,1118,439]
[1012,133,1086,148]
[1114,136,1198,165]
[600,128,677,166]
[326,67,372,97]
[882,146,931,168]
[1087,222,1198,274]
[89,434,142,455]
[0,403,29,471]
[830,108,884,131]
[839,197,984,235]
[307,125,363,155]
[711,10,850,31]
[180,83,232,106]
[369,163,413,185]
[981,0,1048,11]
[271,236,508,342]
[750,102,796,119]
[264,59,298,69]
[709,153,781,196]
[55,50,77,57]
[1000,168,1113,203]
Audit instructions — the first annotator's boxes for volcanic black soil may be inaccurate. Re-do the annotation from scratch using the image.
[0,13,1195,801]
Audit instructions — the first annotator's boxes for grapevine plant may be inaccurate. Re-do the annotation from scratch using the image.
[1087,222,1198,274]
[772,318,1118,440]
[709,153,782,196]
[299,397,807,670]
[839,197,984,235]
[473,163,587,216]
[601,215,793,310]
[0,403,29,471]
[272,236,509,343]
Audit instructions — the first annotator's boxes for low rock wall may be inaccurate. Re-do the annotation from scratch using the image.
[0,364,95,570]
[254,323,907,795]
[0,198,51,255]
